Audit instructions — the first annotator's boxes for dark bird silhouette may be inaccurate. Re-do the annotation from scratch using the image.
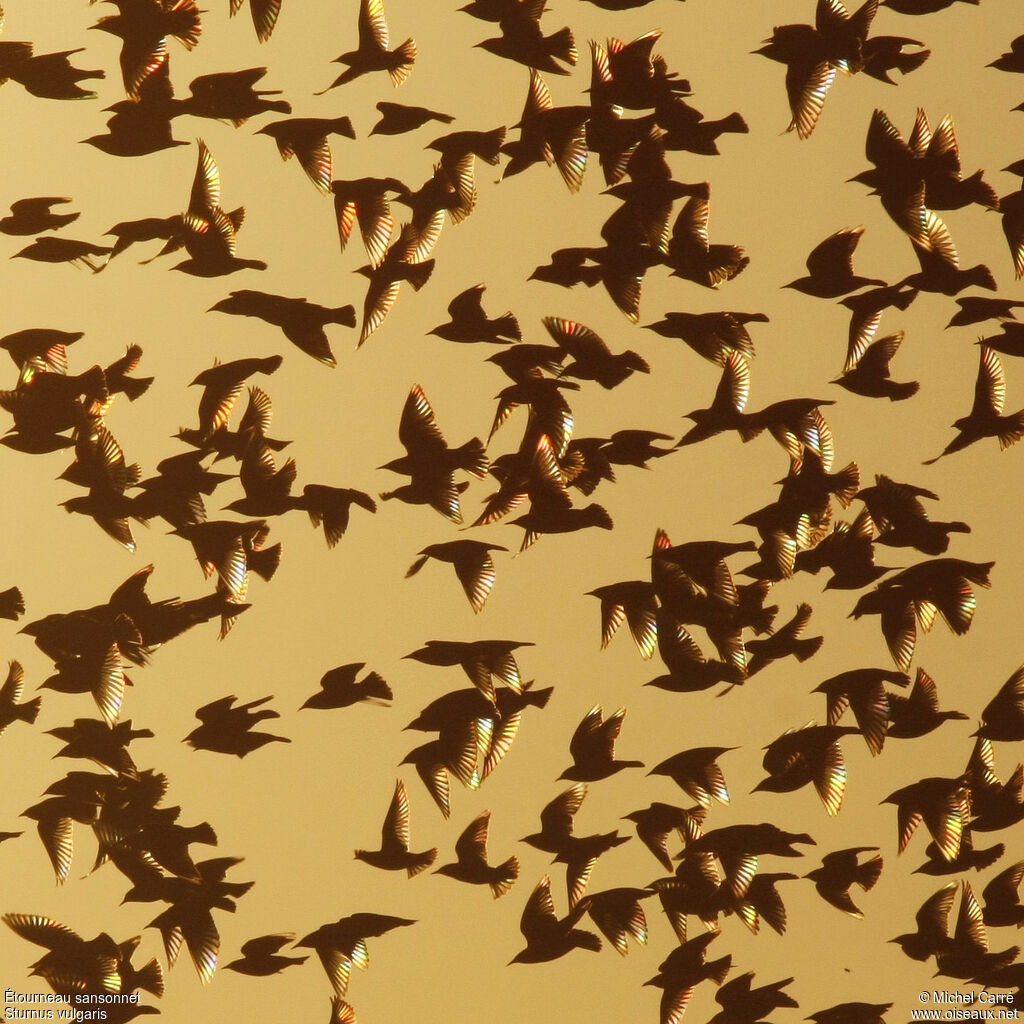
[882,775,970,862]
[744,603,823,677]
[648,747,734,807]
[645,310,765,365]
[0,660,41,735]
[183,68,290,125]
[210,291,354,368]
[1,197,78,236]
[300,663,392,711]
[371,102,453,136]
[0,587,24,621]
[406,540,507,613]
[429,284,521,344]
[947,296,1024,328]
[559,705,643,782]
[710,972,799,1024]
[476,5,577,76]
[976,665,1024,741]
[586,580,658,659]
[856,474,970,555]
[224,933,307,975]
[45,718,153,778]
[331,176,409,269]
[804,847,883,917]
[379,383,488,523]
[404,638,534,704]
[355,779,437,877]
[12,237,111,272]
[981,861,1024,928]
[663,191,748,288]
[509,875,601,963]
[644,931,732,1024]
[885,667,968,738]
[832,330,919,400]
[807,1004,893,1024]
[813,667,909,756]
[295,913,415,997]
[936,882,1019,981]
[189,356,283,444]
[924,346,1024,463]
[890,880,957,961]
[645,614,744,694]
[321,0,416,91]
[256,117,356,194]
[584,887,653,957]
[755,723,859,815]
[914,827,1004,876]
[542,316,649,389]
[89,0,201,100]
[294,485,377,548]
[623,802,705,873]
[785,227,885,298]
[184,694,290,757]
[435,809,519,898]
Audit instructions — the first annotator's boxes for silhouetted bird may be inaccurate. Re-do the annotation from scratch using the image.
[833,330,918,400]
[355,224,435,344]
[321,0,416,91]
[89,0,202,100]
[664,191,748,288]
[542,316,649,389]
[0,587,24,621]
[355,779,437,877]
[936,882,1019,981]
[406,540,507,614]
[46,718,153,777]
[890,880,957,960]
[808,1004,893,1024]
[805,847,883,917]
[184,694,290,757]
[0,197,78,236]
[948,296,1024,327]
[882,775,970,862]
[429,284,521,344]
[813,668,909,756]
[648,747,734,806]
[3,913,120,995]
[224,934,307,975]
[924,346,1024,463]
[331,176,409,269]
[645,310,764,365]
[623,802,705,872]
[434,810,519,898]
[0,660,41,735]
[584,887,652,956]
[785,227,885,298]
[755,724,859,815]
[856,474,969,555]
[256,117,356,194]
[294,485,376,548]
[559,705,643,782]
[183,68,290,125]
[301,663,391,711]
[745,604,823,677]
[976,665,1024,741]
[295,913,415,997]
[645,931,732,1024]
[587,580,658,659]
[886,667,967,738]
[379,384,488,523]
[476,5,576,76]
[13,236,111,272]
[981,861,1024,928]
[371,102,453,136]
[509,875,600,963]
[404,638,533,703]
[710,972,799,1024]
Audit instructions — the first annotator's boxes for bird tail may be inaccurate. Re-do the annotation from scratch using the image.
[887,381,920,401]
[361,672,393,703]
[455,437,490,479]
[405,258,435,290]
[0,586,24,620]
[831,462,861,507]
[490,855,519,899]
[133,958,165,998]
[999,410,1024,449]
[856,853,884,892]
[546,27,578,66]
[715,112,749,136]
[248,542,282,581]
[17,695,42,726]
[260,354,285,375]
[792,635,824,663]
[707,954,732,985]
[406,847,438,878]
[388,39,417,87]
[494,312,522,341]
[521,683,553,709]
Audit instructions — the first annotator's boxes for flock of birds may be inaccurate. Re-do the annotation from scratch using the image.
[1,0,1024,1022]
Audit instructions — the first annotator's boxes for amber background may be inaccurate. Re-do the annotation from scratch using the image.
[1,0,1023,1021]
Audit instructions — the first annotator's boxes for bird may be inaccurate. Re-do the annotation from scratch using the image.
[804,847,883,917]
[0,660,41,735]
[882,775,971,862]
[755,723,860,815]
[255,117,356,194]
[622,802,705,873]
[644,931,732,1024]
[405,540,508,613]
[785,227,885,298]
[434,810,519,898]
[300,664,392,711]
[648,747,735,807]
[542,316,649,389]
[428,284,521,345]
[184,695,290,757]
[371,102,453,136]
[224,934,307,975]
[508,875,600,964]
[925,347,1024,463]
[975,665,1024,741]
[354,779,437,877]
[321,0,416,91]
[890,880,958,961]
[559,705,644,782]
[0,197,79,236]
